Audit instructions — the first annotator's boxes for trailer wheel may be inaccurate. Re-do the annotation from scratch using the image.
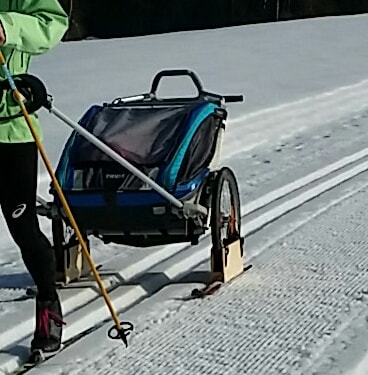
[210,167,241,273]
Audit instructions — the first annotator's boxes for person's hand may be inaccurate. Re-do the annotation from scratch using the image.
[0,23,5,45]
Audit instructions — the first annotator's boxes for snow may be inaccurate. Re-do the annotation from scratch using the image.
[1,12,368,375]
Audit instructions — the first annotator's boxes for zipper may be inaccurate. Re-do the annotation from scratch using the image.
[6,49,15,68]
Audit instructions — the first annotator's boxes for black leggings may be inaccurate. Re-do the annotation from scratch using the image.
[0,142,56,301]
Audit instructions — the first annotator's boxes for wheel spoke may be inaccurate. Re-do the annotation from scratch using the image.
[210,167,242,272]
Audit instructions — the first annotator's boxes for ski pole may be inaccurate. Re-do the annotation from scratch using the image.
[0,50,133,347]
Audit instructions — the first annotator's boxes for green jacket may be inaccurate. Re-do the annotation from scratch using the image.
[0,0,69,143]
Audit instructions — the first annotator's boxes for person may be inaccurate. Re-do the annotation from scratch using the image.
[0,1,69,354]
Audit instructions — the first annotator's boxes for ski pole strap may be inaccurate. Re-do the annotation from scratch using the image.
[0,74,48,122]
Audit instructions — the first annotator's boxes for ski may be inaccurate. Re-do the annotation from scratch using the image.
[9,310,128,375]
[175,281,224,302]
[25,264,104,296]
[190,281,223,299]
[11,346,64,375]
[182,265,253,301]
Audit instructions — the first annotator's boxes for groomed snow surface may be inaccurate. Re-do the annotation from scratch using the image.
[1,13,368,375]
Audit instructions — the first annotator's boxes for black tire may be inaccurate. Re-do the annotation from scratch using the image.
[210,167,241,272]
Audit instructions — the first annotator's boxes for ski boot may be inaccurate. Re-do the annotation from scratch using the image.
[30,295,66,357]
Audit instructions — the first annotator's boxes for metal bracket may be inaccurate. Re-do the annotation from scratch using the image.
[211,238,245,283]
[56,241,92,285]
[182,202,208,219]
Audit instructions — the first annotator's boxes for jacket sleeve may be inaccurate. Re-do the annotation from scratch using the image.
[0,0,69,55]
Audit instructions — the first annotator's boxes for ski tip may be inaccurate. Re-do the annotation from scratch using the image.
[190,288,204,298]
[190,281,223,299]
